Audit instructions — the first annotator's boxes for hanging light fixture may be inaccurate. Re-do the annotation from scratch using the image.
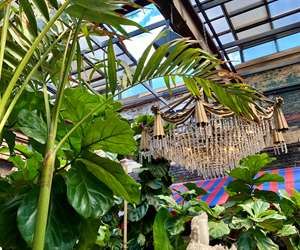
[139,93,289,179]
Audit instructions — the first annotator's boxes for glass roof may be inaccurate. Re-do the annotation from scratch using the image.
[192,0,300,65]
[71,3,179,99]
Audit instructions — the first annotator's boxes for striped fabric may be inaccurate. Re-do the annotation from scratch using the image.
[171,166,300,207]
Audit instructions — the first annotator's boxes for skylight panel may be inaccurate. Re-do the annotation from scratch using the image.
[219,33,235,44]
[277,32,300,51]
[123,26,164,60]
[243,41,277,61]
[230,6,268,29]
[225,0,263,14]
[237,23,271,39]
[273,12,300,28]
[123,3,164,33]
[205,6,223,20]
[269,0,300,16]
[211,17,230,33]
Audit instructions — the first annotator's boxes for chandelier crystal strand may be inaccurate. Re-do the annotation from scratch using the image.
[139,95,289,179]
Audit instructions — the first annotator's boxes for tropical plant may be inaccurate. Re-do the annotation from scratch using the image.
[82,157,174,250]
[0,0,265,249]
[152,153,300,250]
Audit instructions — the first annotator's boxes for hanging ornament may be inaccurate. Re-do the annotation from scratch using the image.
[139,94,289,179]
[140,127,150,151]
[151,106,165,138]
[273,97,288,131]
[195,99,209,127]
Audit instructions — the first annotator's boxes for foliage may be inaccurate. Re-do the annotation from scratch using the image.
[152,153,300,250]
[0,0,272,248]
[92,158,175,250]
[0,87,140,249]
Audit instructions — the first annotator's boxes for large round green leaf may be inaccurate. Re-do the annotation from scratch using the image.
[66,164,114,218]
[78,151,141,204]
[0,193,27,249]
[17,109,47,144]
[208,220,230,239]
[17,182,80,250]
[82,112,136,155]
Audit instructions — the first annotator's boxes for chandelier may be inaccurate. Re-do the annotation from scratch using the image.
[139,93,288,179]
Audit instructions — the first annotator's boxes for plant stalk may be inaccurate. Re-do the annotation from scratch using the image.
[32,22,81,250]
[0,1,11,81]
[32,147,56,250]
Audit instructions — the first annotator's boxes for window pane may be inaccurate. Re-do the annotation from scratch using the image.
[237,23,271,39]
[273,13,300,28]
[218,33,235,44]
[124,4,164,33]
[225,0,262,14]
[211,17,229,33]
[230,7,268,29]
[227,51,241,65]
[121,84,148,98]
[269,0,300,16]
[152,77,165,89]
[205,6,223,19]
[243,41,277,61]
[123,26,164,60]
[277,32,300,51]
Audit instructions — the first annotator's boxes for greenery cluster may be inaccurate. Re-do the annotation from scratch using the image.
[0,0,289,249]
[155,153,300,250]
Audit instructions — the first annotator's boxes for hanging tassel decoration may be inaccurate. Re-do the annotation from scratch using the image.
[273,97,288,131]
[140,127,150,151]
[273,130,285,144]
[249,103,260,123]
[195,99,208,127]
[151,106,165,138]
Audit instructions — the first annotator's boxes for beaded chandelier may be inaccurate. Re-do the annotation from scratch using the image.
[139,93,288,179]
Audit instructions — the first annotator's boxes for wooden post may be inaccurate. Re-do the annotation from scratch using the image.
[120,159,128,250]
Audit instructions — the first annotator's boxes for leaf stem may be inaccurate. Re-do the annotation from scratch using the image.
[0,1,11,81]
[32,21,81,250]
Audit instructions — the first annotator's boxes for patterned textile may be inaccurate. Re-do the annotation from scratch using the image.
[171,166,300,207]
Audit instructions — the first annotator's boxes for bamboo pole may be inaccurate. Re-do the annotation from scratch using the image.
[120,159,129,250]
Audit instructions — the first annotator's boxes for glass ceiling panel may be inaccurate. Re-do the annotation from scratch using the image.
[123,3,164,33]
[277,32,300,51]
[123,26,165,60]
[230,6,268,29]
[273,12,300,28]
[237,23,271,39]
[224,0,263,14]
[194,0,300,65]
[243,41,277,61]
[211,17,229,33]
[269,0,300,16]
[205,6,223,19]
[218,33,235,44]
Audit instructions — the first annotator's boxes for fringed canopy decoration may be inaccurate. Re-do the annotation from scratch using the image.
[139,93,289,179]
